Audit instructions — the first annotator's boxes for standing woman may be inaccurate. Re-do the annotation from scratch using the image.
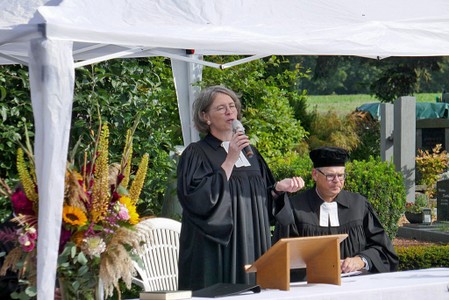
[177,85,304,291]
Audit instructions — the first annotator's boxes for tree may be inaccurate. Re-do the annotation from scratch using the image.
[369,57,442,102]
[296,55,445,102]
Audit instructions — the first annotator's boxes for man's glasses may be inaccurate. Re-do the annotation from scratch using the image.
[316,169,346,181]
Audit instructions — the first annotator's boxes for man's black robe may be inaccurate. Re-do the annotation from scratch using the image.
[177,134,276,291]
[274,188,398,274]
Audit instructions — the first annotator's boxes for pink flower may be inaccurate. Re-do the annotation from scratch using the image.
[17,228,37,253]
[22,240,36,252]
[26,226,37,240]
[17,231,29,245]
[116,203,130,221]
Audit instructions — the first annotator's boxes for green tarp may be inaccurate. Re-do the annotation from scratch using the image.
[356,102,449,120]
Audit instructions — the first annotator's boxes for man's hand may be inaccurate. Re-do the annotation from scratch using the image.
[341,256,365,273]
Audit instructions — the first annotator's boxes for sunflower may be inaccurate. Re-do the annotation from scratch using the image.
[62,205,88,226]
[119,196,139,224]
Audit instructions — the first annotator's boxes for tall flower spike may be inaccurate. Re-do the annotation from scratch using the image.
[17,148,38,204]
[92,124,110,222]
[129,153,149,205]
[120,129,133,189]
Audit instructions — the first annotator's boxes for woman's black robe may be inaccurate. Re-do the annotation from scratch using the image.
[177,134,277,291]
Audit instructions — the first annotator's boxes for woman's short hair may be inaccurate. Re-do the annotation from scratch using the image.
[192,85,242,134]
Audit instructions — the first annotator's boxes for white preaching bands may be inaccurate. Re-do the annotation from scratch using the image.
[221,141,251,168]
[319,201,340,227]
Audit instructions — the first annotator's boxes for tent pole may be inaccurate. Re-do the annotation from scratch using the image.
[28,37,75,300]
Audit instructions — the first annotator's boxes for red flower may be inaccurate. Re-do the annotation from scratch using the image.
[11,188,34,216]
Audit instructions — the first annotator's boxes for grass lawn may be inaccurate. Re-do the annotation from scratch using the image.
[306,93,442,116]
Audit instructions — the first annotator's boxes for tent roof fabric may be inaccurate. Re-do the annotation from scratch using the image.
[2,0,449,66]
[38,0,449,56]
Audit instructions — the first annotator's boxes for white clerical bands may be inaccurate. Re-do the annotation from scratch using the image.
[319,201,340,227]
[221,141,251,167]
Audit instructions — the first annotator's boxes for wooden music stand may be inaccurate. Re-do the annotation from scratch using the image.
[245,234,348,290]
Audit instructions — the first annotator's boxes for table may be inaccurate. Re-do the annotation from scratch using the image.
[189,268,449,300]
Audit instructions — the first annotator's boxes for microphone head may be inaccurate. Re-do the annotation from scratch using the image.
[232,119,245,133]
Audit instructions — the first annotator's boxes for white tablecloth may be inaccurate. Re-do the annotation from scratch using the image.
[191,268,449,300]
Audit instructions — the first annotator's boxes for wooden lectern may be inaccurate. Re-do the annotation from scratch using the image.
[245,234,348,290]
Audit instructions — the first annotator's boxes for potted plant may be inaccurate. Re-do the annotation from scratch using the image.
[405,193,429,224]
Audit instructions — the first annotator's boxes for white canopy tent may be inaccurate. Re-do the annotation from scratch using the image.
[1,0,449,298]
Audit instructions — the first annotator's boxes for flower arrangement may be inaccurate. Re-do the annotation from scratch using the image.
[0,123,149,299]
[405,193,429,214]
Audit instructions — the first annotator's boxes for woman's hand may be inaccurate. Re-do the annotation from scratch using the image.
[227,131,250,161]
[275,177,305,194]
[222,131,251,179]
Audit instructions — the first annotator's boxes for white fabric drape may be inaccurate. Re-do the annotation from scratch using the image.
[28,38,74,299]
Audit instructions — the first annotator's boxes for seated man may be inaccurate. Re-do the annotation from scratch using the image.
[274,146,398,276]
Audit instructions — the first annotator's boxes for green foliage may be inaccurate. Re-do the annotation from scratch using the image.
[297,55,446,102]
[405,193,429,213]
[71,57,181,217]
[270,153,314,188]
[395,244,449,270]
[347,111,380,161]
[0,65,33,222]
[369,57,442,102]
[307,111,359,152]
[415,144,449,198]
[57,242,100,299]
[344,157,407,239]
[298,56,375,95]
[0,65,33,180]
[0,58,181,219]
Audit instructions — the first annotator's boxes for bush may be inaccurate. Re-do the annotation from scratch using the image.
[347,111,380,161]
[307,111,359,151]
[395,244,449,270]
[415,144,449,198]
[344,157,406,239]
[270,153,314,188]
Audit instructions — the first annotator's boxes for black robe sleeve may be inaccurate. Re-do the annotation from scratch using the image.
[358,201,399,272]
[176,142,233,245]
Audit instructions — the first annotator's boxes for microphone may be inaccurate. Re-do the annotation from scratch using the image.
[232,119,254,158]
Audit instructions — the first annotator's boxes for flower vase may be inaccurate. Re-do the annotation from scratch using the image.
[59,277,104,300]
[405,211,423,224]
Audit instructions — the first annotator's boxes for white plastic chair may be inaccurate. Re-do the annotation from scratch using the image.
[132,217,182,291]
